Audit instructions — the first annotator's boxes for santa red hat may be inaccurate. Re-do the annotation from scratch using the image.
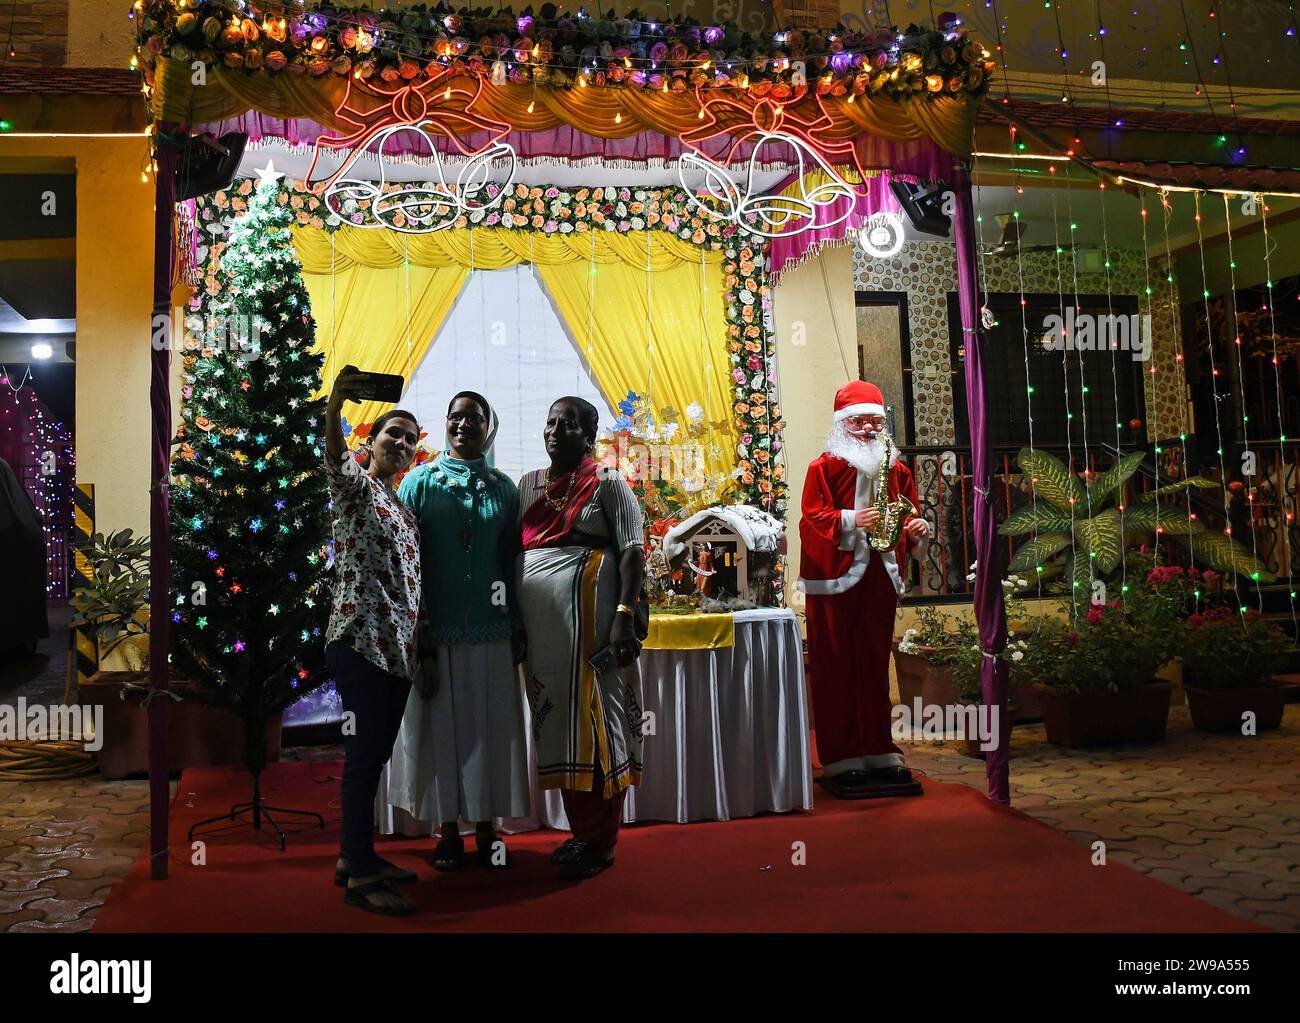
[832,380,886,421]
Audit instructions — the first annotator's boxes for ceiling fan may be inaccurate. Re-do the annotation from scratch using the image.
[982,214,1057,258]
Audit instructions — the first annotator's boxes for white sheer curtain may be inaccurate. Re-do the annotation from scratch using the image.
[401,264,612,481]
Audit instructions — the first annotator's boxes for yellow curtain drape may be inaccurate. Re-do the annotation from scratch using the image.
[298,248,469,430]
[151,57,978,158]
[292,224,724,272]
[536,246,737,481]
[292,224,736,476]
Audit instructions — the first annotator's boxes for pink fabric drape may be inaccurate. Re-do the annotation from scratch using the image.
[202,114,952,180]
[767,172,906,281]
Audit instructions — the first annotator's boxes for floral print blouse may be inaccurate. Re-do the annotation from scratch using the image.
[324,450,422,681]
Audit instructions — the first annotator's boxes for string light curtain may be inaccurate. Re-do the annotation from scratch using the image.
[0,373,75,597]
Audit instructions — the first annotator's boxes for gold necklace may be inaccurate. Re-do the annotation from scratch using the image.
[542,465,580,510]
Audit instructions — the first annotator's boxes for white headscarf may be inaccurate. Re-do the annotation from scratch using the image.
[443,390,499,469]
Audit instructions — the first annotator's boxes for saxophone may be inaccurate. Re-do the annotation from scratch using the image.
[866,435,917,552]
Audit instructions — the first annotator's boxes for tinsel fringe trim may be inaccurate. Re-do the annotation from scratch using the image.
[243,136,800,174]
[768,233,857,284]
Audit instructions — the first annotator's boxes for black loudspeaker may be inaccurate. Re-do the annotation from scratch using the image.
[173,131,248,201]
[889,179,951,237]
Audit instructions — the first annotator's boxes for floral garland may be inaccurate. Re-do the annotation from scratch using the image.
[191,177,788,521]
[132,1,993,97]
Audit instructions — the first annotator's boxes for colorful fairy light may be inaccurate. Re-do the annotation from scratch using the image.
[0,371,75,596]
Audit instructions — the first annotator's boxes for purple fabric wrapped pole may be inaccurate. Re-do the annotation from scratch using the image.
[950,159,1010,804]
[148,138,178,878]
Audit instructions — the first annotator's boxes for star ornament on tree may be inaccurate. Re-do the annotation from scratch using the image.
[254,159,285,191]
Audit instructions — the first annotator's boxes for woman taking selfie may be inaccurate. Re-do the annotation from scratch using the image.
[516,396,646,880]
[386,391,530,870]
[324,366,427,916]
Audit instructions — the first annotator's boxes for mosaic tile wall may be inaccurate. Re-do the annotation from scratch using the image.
[852,241,1185,446]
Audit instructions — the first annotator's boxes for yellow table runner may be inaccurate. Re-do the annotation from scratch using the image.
[643,612,736,650]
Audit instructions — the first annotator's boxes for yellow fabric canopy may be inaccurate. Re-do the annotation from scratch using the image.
[292,224,723,273]
[292,225,737,477]
[151,57,978,158]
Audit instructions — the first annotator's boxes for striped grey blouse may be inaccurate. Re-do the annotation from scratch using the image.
[517,466,644,550]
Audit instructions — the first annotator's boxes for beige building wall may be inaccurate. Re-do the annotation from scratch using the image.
[0,136,156,536]
[66,0,136,67]
[771,243,858,614]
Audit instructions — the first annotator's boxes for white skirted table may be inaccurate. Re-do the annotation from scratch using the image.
[377,607,813,834]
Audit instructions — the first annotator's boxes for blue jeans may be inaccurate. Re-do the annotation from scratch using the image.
[326,641,412,877]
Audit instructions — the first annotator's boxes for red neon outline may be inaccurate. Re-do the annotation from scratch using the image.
[679,85,870,197]
[306,68,514,194]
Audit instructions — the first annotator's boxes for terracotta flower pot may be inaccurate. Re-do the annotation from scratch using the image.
[1184,682,1288,733]
[80,674,282,780]
[1009,669,1041,721]
[1034,680,1173,749]
[893,645,958,708]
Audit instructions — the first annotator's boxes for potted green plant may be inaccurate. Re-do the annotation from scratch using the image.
[1020,604,1175,748]
[946,626,1033,758]
[1000,448,1273,591]
[69,529,151,675]
[894,605,961,708]
[73,530,280,779]
[1181,608,1291,733]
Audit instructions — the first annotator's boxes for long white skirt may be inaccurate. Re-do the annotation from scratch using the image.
[378,638,531,831]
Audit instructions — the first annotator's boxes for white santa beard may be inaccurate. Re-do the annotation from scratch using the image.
[826,421,886,477]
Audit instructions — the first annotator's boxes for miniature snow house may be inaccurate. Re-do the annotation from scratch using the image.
[662,505,786,605]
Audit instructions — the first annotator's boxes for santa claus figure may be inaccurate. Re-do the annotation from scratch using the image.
[798,381,929,798]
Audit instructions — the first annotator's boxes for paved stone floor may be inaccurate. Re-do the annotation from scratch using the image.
[901,704,1300,932]
[1,706,1297,932]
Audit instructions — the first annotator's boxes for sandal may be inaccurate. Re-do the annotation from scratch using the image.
[432,834,466,872]
[334,856,418,888]
[343,877,417,916]
[550,837,584,866]
[560,844,615,881]
[475,831,511,869]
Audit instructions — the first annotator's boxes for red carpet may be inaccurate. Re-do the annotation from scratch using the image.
[92,759,1255,932]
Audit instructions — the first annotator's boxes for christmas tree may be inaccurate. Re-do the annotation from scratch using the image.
[170,170,330,778]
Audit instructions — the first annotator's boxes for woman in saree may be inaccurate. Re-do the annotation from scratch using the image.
[386,391,531,870]
[517,396,646,880]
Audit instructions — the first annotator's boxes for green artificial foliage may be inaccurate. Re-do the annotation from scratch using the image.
[68,529,151,671]
[169,177,331,775]
[999,447,1273,594]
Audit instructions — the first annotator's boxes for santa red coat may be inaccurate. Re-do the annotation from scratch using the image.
[798,452,923,773]
[798,453,922,596]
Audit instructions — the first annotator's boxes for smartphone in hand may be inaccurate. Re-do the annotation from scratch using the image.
[588,643,618,675]
[350,370,405,403]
